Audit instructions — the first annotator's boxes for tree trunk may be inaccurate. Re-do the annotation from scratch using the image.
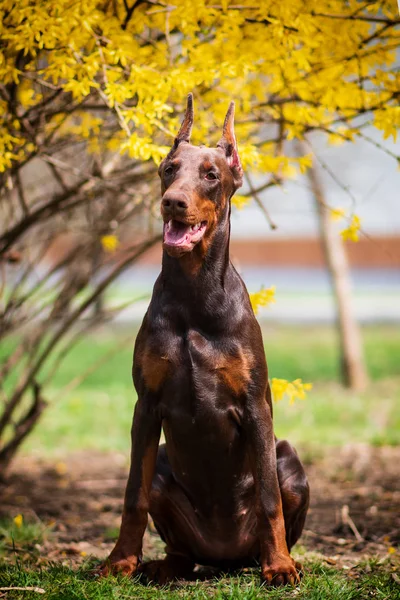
[306,160,368,391]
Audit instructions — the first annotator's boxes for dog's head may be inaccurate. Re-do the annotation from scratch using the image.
[159,94,243,258]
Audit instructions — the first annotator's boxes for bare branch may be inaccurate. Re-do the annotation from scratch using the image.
[244,173,278,230]
[15,172,29,216]
[310,12,399,25]
[0,382,47,473]
[0,235,161,437]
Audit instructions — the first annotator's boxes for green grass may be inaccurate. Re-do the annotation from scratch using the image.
[0,558,399,600]
[0,517,399,600]
[0,518,50,556]
[9,324,399,455]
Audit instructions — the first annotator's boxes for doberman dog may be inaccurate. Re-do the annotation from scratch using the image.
[101,94,309,586]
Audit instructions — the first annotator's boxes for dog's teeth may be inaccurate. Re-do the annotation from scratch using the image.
[189,223,202,232]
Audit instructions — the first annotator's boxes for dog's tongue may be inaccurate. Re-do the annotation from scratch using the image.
[164,220,191,246]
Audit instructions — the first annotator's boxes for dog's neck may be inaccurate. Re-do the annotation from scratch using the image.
[160,205,233,302]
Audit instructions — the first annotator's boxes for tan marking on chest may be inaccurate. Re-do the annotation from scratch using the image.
[141,349,170,392]
[217,350,252,396]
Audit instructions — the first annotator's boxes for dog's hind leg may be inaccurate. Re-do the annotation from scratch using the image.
[276,439,310,552]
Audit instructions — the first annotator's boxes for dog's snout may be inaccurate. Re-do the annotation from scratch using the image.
[162,193,189,214]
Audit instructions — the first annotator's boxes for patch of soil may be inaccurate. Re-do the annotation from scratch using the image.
[302,444,399,564]
[1,445,399,568]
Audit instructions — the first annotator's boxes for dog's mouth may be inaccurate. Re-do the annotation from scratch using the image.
[163,219,207,250]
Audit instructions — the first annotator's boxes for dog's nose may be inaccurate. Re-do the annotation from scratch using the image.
[162,193,188,215]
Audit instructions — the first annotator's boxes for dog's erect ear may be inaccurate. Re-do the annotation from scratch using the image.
[164,93,194,162]
[217,101,243,188]
[176,92,194,144]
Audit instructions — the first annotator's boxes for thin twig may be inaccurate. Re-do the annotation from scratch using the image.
[244,173,277,230]
[15,171,29,215]
[302,137,358,211]
[311,12,399,25]
[0,588,45,594]
[47,161,69,192]
[341,505,364,542]
[54,333,134,403]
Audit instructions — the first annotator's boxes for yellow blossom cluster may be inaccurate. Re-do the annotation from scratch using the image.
[330,209,362,242]
[341,215,362,242]
[271,378,313,404]
[0,0,398,174]
[231,195,251,210]
[101,235,119,253]
[250,286,276,314]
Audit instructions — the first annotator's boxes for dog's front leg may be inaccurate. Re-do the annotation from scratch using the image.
[246,385,300,586]
[101,397,161,577]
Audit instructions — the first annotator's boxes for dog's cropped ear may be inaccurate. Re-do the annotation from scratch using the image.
[163,93,194,164]
[159,94,194,177]
[176,92,194,144]
[217,101,243,189]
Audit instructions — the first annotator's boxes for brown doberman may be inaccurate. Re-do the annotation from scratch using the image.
[101,94,309,586]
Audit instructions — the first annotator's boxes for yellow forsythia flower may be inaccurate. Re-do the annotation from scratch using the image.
[271,378,312,405]
[250,286,276,314]
[17,80,37,108]
[13,514,23,528]
[387,546,396,555]
[341,215,361,242]
[101,235,119,253]
[231,195,250,210]
[297,154,313,174]
[330,207,346,221]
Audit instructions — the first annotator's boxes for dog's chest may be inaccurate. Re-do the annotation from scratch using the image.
[146,328,251,425]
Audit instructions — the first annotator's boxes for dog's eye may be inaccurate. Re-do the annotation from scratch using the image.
[164,166,174,176]
[206,172,218,180]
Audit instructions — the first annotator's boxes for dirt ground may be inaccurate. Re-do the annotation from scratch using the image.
[1,444,399,569]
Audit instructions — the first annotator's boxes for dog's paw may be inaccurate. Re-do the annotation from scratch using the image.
[95,556,138,578]
[138,559,177,585]
[261,556,302,586]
